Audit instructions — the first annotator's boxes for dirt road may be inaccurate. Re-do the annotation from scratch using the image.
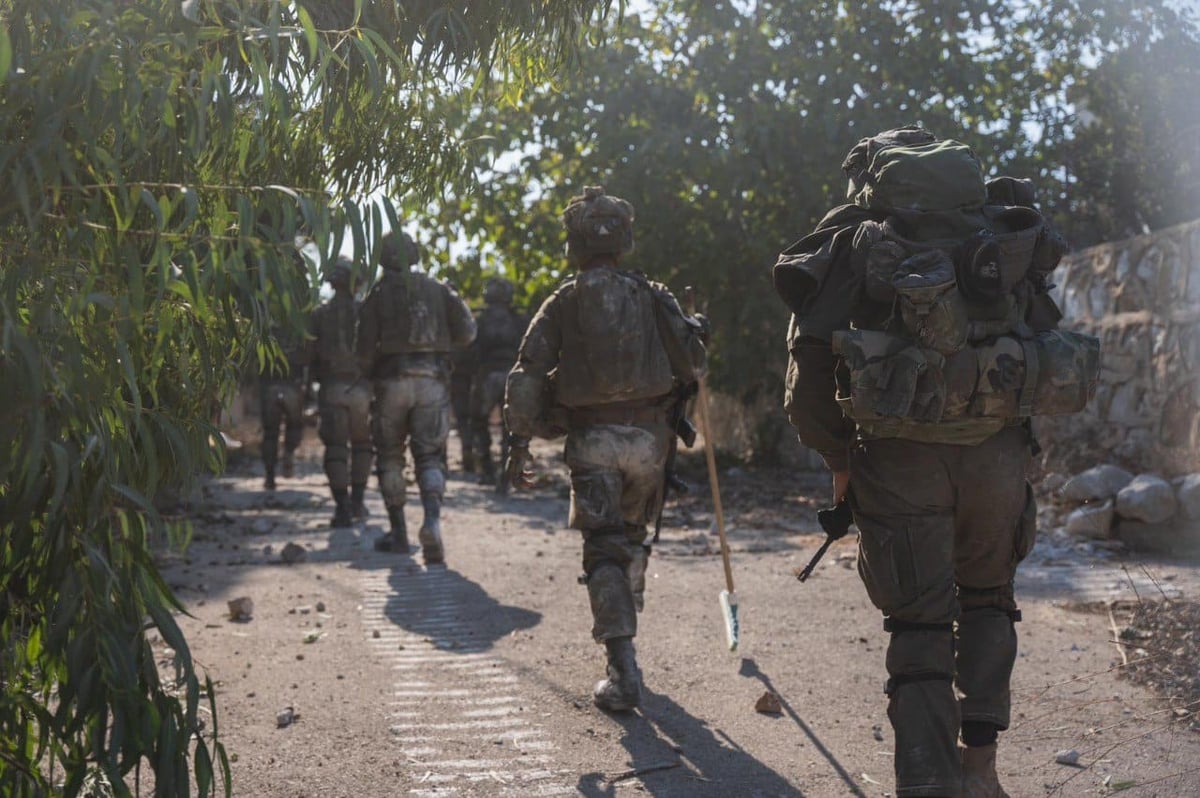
[160,438,1200,797]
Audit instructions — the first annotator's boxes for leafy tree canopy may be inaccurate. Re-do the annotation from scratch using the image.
[412,0,1199,419]
[0,1,616,794]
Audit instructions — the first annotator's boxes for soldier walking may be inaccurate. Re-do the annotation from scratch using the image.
[504,187,707,711]
[449,343,478,474]
[258,328,307,491]
[308,255,373,526]
[777,127,1097,797]
[469,277,527,488]
[357,231,476,563]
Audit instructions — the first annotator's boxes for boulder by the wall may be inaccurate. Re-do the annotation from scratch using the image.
[1060,465,1135,504]
[1115,519,1200,556]
[1115,474,1178,524]
[1177,474,1200,520]
[1065,499,1115,539]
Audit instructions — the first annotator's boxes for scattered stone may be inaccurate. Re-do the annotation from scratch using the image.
[754,691,782,715]
[1064,499,1114,539]
[1055,749,1081,767]
[872,725,884,742]
[297,605,312,615]
[262,544,274,556]
[1116,474,1177,523]
[1116,519,1200,556]
[315,601,326,613]
[1176,474,1200,520]
[276,706,297,728]
[1041,472,1068,495]
[227,597,254,622]
[1060,465,1134,504]
[372,629,381,639]
[302,631,321,644]
[280,542,307,564]
[253,518,273,534]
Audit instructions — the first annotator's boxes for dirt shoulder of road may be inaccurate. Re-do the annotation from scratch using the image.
[154,433,1200,797]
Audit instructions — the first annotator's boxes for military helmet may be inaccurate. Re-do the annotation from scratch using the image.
[379,230,419,271]
[483,276,514,305]
[324,254,354,284]
[561,186,634,266]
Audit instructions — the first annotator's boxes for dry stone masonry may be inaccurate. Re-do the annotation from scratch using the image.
[1040,218,1200,477]
[1042,220,1200,554]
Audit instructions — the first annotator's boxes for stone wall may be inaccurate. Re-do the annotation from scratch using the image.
[1038,219,1200,477]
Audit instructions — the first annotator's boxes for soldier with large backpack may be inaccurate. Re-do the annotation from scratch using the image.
[503,187,707,712]
[357,231,477,563]
[776,127,1099,798]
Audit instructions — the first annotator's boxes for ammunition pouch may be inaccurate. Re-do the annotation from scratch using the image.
[834,328,1100,433]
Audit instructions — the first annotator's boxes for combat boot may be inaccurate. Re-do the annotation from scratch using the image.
[350,483,368,520]
[264,467,277,491]
[479,454,496,486]
[461,448,477,474]
[593,636,642,712]
[330,487,354,528]
[280,449,295,479]
[418,490,445,564]
[374,507,410,552]
[961,744,1010,798]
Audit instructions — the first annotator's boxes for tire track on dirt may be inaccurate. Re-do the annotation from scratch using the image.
[359,564,578,797]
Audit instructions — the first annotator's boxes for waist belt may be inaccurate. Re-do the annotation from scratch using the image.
[374,352,448,379]
[567,401,667,428]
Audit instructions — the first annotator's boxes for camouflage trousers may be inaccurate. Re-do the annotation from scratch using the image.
[260,379,305,471]
[317,379,372,490]
[372,375,450,509]
[564,421,671,642]
[850,425,1036,797]
[450,373,473,464]
[469,369,509,472]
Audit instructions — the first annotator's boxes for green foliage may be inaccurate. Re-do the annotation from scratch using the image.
[0,0,615,794]
[412,0,1198,409]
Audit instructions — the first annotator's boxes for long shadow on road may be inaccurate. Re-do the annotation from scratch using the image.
[577,687,805,798]
[738,658,866,798]
[355,558,543,653]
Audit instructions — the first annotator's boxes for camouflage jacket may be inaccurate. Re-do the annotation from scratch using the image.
[473,303,528,375]
[505,264,707,440]
[307,292,360,382]
[356,270,476,378]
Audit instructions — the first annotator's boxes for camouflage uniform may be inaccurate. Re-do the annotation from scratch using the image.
[505,187,707,712]
[259,335,307,490]
[469,278,528,486]
[357,231,476,562]
[449,345,478,473]
[780,128,1096,798]
[308,256,372,526]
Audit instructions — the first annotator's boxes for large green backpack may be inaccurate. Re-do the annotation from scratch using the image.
[842,126,988,213]
[777,126,1100,443]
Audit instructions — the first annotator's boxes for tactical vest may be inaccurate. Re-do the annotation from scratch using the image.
[831,202,1099,443]
[311,294,360,381]
[475,304,527,373]
[554,267,676,408]
[373,271,474,355]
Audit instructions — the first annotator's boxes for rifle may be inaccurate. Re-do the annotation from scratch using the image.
[794,494,855,582]
[653,381,698,544]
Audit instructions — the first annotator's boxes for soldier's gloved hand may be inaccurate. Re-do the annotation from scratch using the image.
[503,435,535,491]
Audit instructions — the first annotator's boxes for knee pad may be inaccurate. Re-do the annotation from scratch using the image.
[378,468,407,506]
[957,581,1021,622]
[884,618,956,696]
[417,466,446,497]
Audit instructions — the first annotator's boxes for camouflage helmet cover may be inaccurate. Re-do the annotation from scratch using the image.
[324,254,354,284]
[379,230,419,271]
[483,276,515,305]
[561,186,634,265]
